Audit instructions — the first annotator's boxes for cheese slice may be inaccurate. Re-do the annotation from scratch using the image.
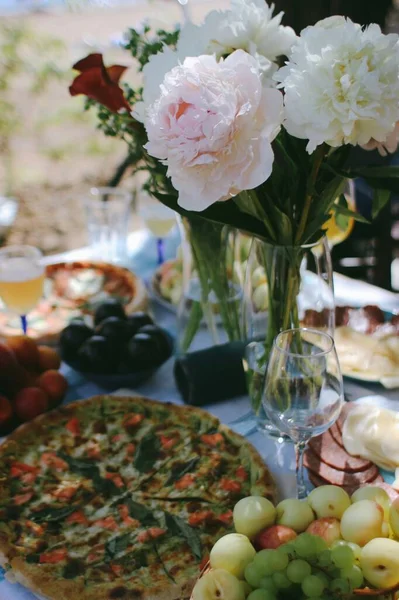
[342,404,399,471]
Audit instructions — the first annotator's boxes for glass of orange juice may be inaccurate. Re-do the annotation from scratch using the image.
[0,245,45,334]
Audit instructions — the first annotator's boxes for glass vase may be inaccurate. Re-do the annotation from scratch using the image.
[176,216,243,354]
[242,237,335,434]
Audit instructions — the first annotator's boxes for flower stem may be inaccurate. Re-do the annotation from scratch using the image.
[295,145,326,245]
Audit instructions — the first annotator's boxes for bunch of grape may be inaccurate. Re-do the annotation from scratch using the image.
[244,532,365,600]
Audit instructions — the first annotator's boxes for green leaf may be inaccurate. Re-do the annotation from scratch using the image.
[164,512,202,560]
[125,499,157,525]
[105,533,131,561]
[372,188,390,220]
[333,203,370,224]
[134,432,161,473]
[167,458,199,485]
[350,165,399,179]
[62,559,85,579]
[58,453,120,497]
[30,505,76,523]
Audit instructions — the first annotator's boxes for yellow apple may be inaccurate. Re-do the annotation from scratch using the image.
[233,496,276,538]
[308,485,351,519]
[210,533,256,579]
[360,538,399,589]
[341,500,387,546]
[389,496,399,539]
[351,486,391,520]
[276,498,315,532]
[192,569,245,600]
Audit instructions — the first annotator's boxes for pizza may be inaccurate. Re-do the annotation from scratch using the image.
[0,261,148,345]
[0,395,275,600]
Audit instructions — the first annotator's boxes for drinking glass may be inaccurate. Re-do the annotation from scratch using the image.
[263,328,343,499]
[140,202,176,265]
[83,187,132,264]
[0,245,45,334]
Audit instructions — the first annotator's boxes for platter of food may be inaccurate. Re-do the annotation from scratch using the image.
[304,305,399,387]
[0,261,148,345]
[0,394,275,600]
[189,400,399,599]
[190,484,399,600]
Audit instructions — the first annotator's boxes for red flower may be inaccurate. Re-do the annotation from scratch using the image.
[69,53,131,113]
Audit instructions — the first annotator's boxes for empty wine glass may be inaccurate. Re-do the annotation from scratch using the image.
[263,328,343,499]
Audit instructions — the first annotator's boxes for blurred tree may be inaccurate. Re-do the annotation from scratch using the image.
[0,23,66,195]
[274,0,393,32]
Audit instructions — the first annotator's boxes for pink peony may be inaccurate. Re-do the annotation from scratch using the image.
[144,50,283,211]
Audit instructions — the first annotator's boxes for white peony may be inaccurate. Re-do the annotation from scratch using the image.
[275,16,399,153]
[178,0,296,83]
[361,122,399,156]
[144,50,283,211]
[134,0,295,122]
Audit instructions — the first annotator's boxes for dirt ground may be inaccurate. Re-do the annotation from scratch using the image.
[0,0,228,254]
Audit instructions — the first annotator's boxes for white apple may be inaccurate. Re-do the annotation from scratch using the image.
[341,500,387,546]
[389,496,399,539]
[308,485,351,519]
[306,517,342,547]
[276,498,315,532]
[192,569,245,600]
[233,496,276,538]
[352,487,391,520]
[210,533,256,579]
[360,538,399,589]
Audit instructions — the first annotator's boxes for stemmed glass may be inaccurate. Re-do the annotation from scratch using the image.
[263,328,343,499]
[0,245,45,334]
[140,202,176,266]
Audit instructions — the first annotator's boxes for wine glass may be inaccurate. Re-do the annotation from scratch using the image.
[0,245,45,334]
[140,202,176,266]
[263,328,343,499]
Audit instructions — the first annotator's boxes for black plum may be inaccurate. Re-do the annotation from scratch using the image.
[94,299,126,326]
[136,324,171,358]
[125,312,153,337]
[78,336,120,373]
[95,316,130,343]
[60,322,94,360]
[127,333,160,369]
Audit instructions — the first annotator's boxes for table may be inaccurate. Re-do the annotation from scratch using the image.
[1,230,398,600]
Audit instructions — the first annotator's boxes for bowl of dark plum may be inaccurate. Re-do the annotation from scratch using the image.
[59,299,173,389]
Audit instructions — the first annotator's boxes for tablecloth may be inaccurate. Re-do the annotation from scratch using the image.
[0,231,398,600]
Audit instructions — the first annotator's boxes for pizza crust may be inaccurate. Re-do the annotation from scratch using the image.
[0,395,276,600]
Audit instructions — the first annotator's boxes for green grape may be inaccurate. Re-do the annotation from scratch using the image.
[239,581,253,597]
[247,589,276,600]
[259,577,277,594]
[347,542,361,565]
[340,565,364,589]
[316,549,332,567]
[286,559,311,583]
[330,540,347,550]
[314,572,329,589]
[301,575,326,597]
[278,543,296,557]
[294,534,318,559]
[271,572,291,590]
[313,537,328,553]
[254,550,275,577]
[269,550,289,572]
[331,544,355,568]
[245,563,263,589]
[329,578,351,594]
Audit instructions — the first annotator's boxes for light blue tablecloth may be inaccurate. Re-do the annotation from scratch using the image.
[0,232,398,600]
